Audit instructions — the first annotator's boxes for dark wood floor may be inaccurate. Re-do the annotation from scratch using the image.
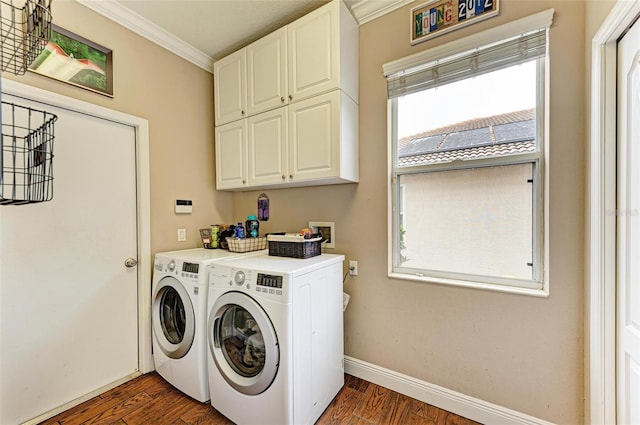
[39,372,482,425]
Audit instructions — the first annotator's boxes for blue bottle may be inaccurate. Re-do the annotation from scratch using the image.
[235,222,245,239]
[246,215,259,238]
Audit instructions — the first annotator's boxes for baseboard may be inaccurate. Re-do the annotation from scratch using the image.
[344,356,554,425]
[21,371,142,425]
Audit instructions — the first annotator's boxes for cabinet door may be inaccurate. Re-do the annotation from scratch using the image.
[215,120,247,189]
[248,108,288,186]
[287,1,339,102]
[247,28,288,116]
[288,90,340,182]
[214,49,247,125]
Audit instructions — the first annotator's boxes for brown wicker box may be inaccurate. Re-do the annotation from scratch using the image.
[227,237,267,253]
[267,236,322,259]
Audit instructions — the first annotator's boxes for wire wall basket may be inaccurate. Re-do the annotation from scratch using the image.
[0,0,52,75]
[1,101,57,204]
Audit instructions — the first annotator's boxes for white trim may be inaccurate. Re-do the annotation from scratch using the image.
[73,0,414,73]
[383,8,555,77]
[344,356,553,425]
[21,371,142,425]
[1,78,154,375]
[589,1,640,424]
[350,0,414,25]
[389,272,548,297]
[75,0,214,73]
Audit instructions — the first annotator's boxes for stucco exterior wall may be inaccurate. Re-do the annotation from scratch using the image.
[400,163,533,280]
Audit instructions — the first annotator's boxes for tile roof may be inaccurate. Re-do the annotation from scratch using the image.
[397,109,536,167]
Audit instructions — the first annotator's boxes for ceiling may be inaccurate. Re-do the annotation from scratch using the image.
[76,0,413,73]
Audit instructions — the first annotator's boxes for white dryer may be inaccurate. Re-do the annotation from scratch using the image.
[152,248,265,402]
[207,254,345,425]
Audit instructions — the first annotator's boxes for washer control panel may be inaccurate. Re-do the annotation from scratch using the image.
[257,273,282,288]
[154,256,202,284]
[256,273,284,296]
[210,266,287,299]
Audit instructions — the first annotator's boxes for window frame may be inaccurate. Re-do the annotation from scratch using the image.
[386,9,553,296]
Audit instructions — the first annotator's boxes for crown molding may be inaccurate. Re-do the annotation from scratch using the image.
[76,0,214,73]
[350,0,413,25]
[75,0,407,73]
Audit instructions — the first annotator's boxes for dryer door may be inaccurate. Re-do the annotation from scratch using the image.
[208,291,279,395]
[152,276,195,359]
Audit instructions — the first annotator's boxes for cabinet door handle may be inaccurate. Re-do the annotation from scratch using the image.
[280,96,285,103]
[289,174,293,179]
[241,110,245,115]
[242,180,246,184]
[288,94,293,101]
[281,175,285,180]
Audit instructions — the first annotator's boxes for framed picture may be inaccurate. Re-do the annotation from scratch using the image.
[411,0,499,45]
[309,221,335,249]
[29,24,113,97]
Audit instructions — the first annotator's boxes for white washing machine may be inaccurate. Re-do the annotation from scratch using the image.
[207,253,345,425]
[152,248,265,402]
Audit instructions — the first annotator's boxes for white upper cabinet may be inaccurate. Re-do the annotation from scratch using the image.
[247,28,288,116]
[214,49,247,126]
[215,120,248,189]
[287,0,358,104]
[214,0,359,191]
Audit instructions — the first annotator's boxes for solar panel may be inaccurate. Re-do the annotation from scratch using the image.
[398,134,445,156]
[493,120,535,143]
[440,127,492,150]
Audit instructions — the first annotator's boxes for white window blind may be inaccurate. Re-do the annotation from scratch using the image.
[387,29,547,99]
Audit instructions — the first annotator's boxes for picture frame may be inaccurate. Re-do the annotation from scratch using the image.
[309,221,335,249]
[29,24,114,97]
[411,0,499,45]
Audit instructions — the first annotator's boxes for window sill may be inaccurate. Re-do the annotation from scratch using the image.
[388,272,549,297]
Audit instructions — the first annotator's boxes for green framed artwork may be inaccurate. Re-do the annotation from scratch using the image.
[411,0,499,45]
[29,24,113,97]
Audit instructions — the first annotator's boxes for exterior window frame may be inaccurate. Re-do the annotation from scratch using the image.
[386,10,553,296]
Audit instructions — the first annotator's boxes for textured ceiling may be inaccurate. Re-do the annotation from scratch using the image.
[114,0,357,61]
[77,0,412,71]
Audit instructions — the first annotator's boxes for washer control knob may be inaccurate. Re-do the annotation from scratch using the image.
[167,260,176,272]
[234,271,245,285]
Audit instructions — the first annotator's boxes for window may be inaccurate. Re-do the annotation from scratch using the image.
[386,10,553,293]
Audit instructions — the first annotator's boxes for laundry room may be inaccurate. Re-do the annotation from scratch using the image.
[0,0,634,424]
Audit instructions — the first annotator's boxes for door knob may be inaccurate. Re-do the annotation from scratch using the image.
[124,258,138,268]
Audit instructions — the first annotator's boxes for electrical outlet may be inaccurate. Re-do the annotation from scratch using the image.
[178,228,186,241]
[349,260,358,276]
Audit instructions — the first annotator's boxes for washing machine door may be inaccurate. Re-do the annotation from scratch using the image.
[152,276,195,359]
[208,291,279,395]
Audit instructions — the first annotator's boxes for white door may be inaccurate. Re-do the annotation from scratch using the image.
[215,119,247,189]
[288,90,340,182]
[287,1,338,102]
[214,49,247,126]
[247,27,288,116]
[208,291,279,395]
[152,276,196,359]
[617,16,640,425]
[248,107,288,186]
[0,91,139,424]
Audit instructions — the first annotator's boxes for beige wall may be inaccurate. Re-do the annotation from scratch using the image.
[4,0,233,257]
[235,1,586,422]
[3,0,622,423]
